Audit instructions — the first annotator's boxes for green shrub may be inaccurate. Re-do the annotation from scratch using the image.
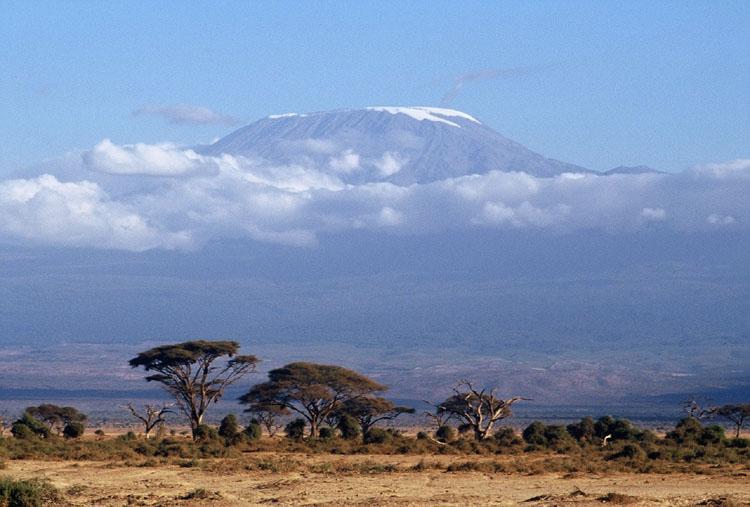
[493,427,520,446]
[318,427,335,440]
[608,442,646,461]
[285,419,306,440]
[11,414,50,440]
[435,425,457,443]
[567,417,595,442]
[364,428,392,444]
[416,431,429,440]
[667,417,703,444]
[522,421,547,446]
[193,424,219,442]
[63,421,85,439]
[698,425,725,445]
[727,437,749,448]
[218,414,241,443]
[336,415,361,441]
[243,421,262,442]
[0,477,60,507]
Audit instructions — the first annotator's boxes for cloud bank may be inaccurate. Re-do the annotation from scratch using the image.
[2,141,748,251]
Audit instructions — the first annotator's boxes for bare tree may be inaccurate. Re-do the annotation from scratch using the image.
[436,380,527,441]
[129,340,258,437]
[123,402,174,439]
[683,397,710,419]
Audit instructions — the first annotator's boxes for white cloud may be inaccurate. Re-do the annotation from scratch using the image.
[707,213,736,225]
[83,139,209,177]
[690,159,750,180]
[640,207,666,221]
[328,149,361,173]
[133,104,238,126]
[373,152,406,177]
[1,140,748,251]
[0,174,189,251]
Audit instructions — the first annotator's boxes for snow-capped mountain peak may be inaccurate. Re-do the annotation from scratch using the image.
[365,106,481,127]
[201,107,590,183]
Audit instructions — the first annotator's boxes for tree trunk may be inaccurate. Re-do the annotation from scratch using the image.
[309,419,319,438]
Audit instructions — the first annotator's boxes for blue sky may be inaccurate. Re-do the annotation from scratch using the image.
[1,1,748,174]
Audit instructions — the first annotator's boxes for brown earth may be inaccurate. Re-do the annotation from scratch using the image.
[4,454,750,506]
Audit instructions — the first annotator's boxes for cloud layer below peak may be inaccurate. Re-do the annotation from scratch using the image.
[2,140,748,251]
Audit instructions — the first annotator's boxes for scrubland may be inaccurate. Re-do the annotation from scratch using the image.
[0,416,748,506]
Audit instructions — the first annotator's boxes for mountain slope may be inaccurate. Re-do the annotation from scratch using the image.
[200,106,591,184]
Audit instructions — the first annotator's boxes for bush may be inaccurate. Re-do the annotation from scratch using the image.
[567,417,595,442]
[522,421,547,446]
[63,421,85,439]
[218,414,242,445]
[244,420,262,442]
[10,414,50,440]
[416,431,429,440]
[193,424,219,442]
[336,415,361,441]
[285,419,306,440]
[608,442,646,461]
[594,416,641,442]
[0,477,60,507]
[318,427,335,440]
[364,428,392,444]
[435,425,457,443]
[698,425,725,445]
[493,427,520,446]
[666,417,701,444]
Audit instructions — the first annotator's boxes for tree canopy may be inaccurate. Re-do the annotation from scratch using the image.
[25,404,86,435]
[129,340,258,437]
[239,362,386,437]
[707,404,750,438]
[336,396,414,437]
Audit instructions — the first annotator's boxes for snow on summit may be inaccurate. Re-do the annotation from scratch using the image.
[366,106,481,127]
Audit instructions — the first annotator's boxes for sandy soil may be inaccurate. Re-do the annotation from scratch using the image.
[5,455,749,506]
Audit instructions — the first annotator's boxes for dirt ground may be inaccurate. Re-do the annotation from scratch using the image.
[5,454,750,506]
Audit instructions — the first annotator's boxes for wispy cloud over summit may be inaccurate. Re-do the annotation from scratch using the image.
[133,104,238,126]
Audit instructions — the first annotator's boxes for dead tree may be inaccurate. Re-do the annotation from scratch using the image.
[123,402,174,439]
[436,380,528,441]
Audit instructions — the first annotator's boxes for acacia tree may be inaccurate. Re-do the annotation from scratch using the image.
[239,362,386,438]
[25,404,87,435]
[707,404,750,438]
[436,380,527,441]
[129,340,258,437]
[337,396,415,437]
[123,402,174,439]
[244,401,286,437]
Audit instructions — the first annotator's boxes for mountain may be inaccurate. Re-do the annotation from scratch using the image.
[200,106,591,184]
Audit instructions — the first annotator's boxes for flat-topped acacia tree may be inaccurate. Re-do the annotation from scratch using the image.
[239,362,386,438]
[336,396,415,437]
[129,340,258,437]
